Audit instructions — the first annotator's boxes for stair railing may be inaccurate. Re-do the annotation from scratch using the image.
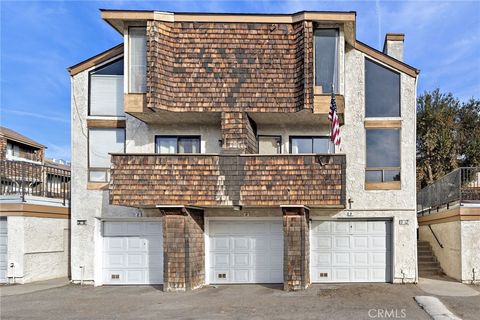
[428,225,444,248]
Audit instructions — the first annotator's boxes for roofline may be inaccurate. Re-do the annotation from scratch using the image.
[67,43,123,76]
[0,132,45,149]
[355,40,420,77]
[99,9,357,16]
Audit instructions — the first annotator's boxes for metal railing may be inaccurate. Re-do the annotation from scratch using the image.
[417,167,480,215]
[0,160,71,206]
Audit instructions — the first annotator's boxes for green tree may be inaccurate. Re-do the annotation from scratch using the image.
[457,98,480,167]
[417,89,460,188]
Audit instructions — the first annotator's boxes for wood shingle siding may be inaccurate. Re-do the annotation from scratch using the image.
[146,21,314,113]
[110,154,346,208]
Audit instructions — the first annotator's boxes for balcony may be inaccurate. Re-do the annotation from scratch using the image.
[0,160,71,206]
[417,167,480,215]
[110,154,346,208]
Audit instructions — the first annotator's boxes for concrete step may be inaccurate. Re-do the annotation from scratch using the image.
[418,250,434,256]
[419,262,441,269]
[418,256,437,262]
[419,270,442,276]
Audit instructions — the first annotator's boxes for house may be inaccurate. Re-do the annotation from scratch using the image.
[68,10,419,291]
[417,167,480,283]
[0,126,71,284]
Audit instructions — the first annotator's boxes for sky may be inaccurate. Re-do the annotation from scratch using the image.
[0,0,479,161]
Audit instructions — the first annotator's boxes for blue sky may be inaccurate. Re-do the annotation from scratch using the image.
[1,0,479,160]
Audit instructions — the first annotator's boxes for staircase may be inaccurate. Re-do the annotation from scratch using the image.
[417,240,443,277]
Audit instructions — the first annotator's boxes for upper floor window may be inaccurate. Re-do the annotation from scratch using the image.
[88,128,125,182]
[365,58,400,117]
[314,28,339,94]
[128,27,147,93]
[6,141,40,162]
[258,136,281,154]
[155,136,201,154]
[366,129,401,183]
[89,59,124,117]
[290,136,333,154]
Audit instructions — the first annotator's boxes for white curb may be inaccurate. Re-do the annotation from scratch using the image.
[414,296,462,320]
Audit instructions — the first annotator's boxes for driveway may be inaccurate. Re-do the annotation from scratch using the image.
[0,283,435,320]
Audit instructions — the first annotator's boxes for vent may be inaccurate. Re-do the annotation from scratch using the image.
[217,273,227,279]
[319,272,328,278]
[111,274,120,279]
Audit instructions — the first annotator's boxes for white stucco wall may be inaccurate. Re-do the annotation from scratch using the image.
[6,216,69,284]
[461,220,480,283]
[419,222,462,280]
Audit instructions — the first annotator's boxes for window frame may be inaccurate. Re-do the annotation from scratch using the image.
[87,128,126,183]
[88,57,124,117]
[364,128,402,189]
[289,136,333,154]
[257,135,282,154]
[364,57,401,118]
[154,135,202,154]
[313,27,339,94]
[127,26,147,94]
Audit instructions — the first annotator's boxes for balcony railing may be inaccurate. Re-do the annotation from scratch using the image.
[110,153,346,208]
[417,167,480,215]
[0,160,71,205]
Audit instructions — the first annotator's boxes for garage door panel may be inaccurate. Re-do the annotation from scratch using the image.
[334,236,350,249]
[209,220,283,284]
[333,222,350,234]
[103,221,163,285]
[311,220,392,283]
[233,238,250,251]
[1,218,7,283]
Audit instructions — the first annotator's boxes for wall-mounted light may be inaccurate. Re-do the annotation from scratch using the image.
[233,205,242,211]
[77,220,87,225]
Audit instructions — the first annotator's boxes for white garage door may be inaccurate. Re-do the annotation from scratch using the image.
[311,220,392,283]
[0,218,7,283]
[209,220,283,284]
[103,221,163,285]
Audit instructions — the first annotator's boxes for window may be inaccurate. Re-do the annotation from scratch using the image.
[155,136,201,154]
[366,129,401,183]
[314,29,338,94]
[88,128,125,182]
[128,27,147,93]
[365,58,400,117]
[290,136,333,154]
[90,59,124,116]
[258,136,281,154]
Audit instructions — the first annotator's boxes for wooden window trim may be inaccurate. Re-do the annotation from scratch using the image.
[364,119,402,129]
[87,182,109,190]
[365,181,401,190]
[87,119,126,128]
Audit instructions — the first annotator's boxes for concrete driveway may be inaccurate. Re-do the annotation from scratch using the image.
[0,283,435,320]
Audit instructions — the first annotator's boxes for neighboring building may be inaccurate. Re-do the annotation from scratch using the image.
[417,167,480,283]
[0,126,70,284]
[69,10,419,291]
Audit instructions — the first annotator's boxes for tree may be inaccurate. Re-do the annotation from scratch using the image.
[417,89,480,189]
[457,98,480,167]
[417,89,460,188]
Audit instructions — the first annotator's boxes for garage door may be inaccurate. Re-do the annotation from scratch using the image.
[0,218,7,283]
[209,220,283,284]
[311,220,392,283]
[103,221,163,285]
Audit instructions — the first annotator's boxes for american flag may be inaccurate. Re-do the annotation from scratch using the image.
[328,91,341,146]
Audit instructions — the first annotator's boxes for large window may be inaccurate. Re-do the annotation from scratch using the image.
[89,59,124,116]
[258,136,281,154]
[290,136,333,154]
[128,27,147,93]
[366,129,400,183]
[365,58,400,117]
[155,136,201,154]
[88,128,125,182]
[314,29,338,94]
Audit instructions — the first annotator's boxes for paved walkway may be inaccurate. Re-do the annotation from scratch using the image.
[0,277,69,297]
[418,277,479,297]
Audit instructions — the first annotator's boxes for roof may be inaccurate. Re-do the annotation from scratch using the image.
[45,159,71,171]
[0,126,45,149]
[68,43,123,76]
